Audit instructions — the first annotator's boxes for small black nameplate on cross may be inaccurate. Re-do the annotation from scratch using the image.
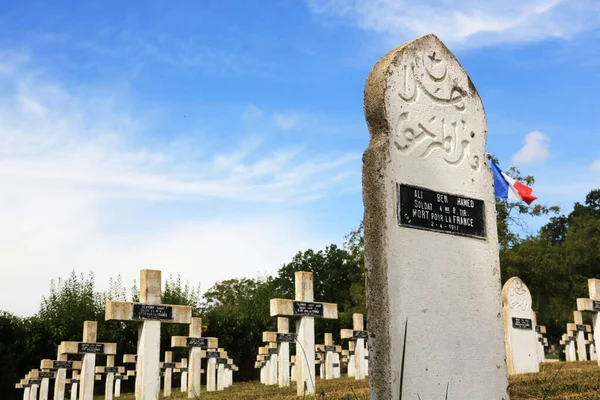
[333,363,340,367]
[535,326,541,333]
[39,372,54,378]
[132,304,173,320]
[314,353,320,360]
[353,331,369,339]
[180,367,188,372]
[217,358,227,364]
[105,367,118,373]
[115,375,124,380]
[569,336,576,341]
[186,337,208,348]
[162,363,176,369]
[78,343,105,353]
[293,301,324,317]
[349,351,355,356]
[593,300,600,312]
[268,348,278,355]
[576,324,587,332]
[29,379,41,385]
[276,333,296,343]
[538,337,544,342]
[364,355,369,360]
[324,345,336,352]
[511,317,533,330]
[71,379,79,384]
[398,184,486,239]
[53,361,73,369]
[206,351,220,358]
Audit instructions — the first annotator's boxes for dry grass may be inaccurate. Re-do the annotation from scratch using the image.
[96,362,600,400]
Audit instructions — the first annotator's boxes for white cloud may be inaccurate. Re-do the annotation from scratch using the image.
[0,55,359,316]
[273,113,299,131]
[511,131,550,165]
[591,160,600,171]
[306,0,600,48]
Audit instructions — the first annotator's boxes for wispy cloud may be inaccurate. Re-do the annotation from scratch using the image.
[511,131,550,165]
[0,53,359,315]
[306,0,600,48]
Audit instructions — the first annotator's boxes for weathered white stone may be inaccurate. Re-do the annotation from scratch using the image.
[363,34,509,399]
[277,317,290,387]
[58,321,117,400]
[105,270,191,400]
[567,311,591,361]
[503,277,539,375]
[270,271,338,395]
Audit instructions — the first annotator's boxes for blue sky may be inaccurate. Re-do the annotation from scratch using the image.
[1,0,599,315]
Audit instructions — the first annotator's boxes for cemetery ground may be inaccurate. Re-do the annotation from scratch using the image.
[91,362,600,400]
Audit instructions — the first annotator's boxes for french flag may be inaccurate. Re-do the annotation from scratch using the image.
[490,161,537,205]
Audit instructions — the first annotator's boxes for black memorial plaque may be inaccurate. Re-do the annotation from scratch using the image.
[78,343,105,353]
[569,336,576,341]
[206,351,220,358]
[293,301,324,317]
[29,379,41,385]
[180,367,188,372]
[535,326,541,333]
[115,375,124,380]
[398,184,486,239]
[352,331,369,340]
[276,333,296,343]
[53,361,73,369]
[268,348,278,355]
[577,324,587,332]
[349,351,355,356]
[511,317,533,330]
[324,345,336,352]
[132,304,173,321]
[217,358,227,364]
[163,363,176,369]
[314,353,320,360]
[538,337,544,343]
[593,300,600,312]
[71,379,79,384]
[333,363,340,367]
[105,367,118,373]
[39,372,54,378]
[186,337,208,348]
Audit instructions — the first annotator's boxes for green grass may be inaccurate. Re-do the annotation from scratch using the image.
[94,362,600,400]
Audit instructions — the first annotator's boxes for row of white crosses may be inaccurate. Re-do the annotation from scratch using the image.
[270,271,339,396]
[316,333,341,379]
[577,278,600,365]
[340,313,369,379]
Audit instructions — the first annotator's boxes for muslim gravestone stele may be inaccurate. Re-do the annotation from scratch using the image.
[362,34,508,400]
[502,277,539,375]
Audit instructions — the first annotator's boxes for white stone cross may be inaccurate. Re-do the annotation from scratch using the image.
[174,358,188,393]
[567,310,591,361]
[160,351,175,397]
[58,321,117,400]
[340,313,368,379]
[534,322,547,363]
[95,355,125,400]
[113,371,128,398]
[215,351,229,391]
[201,348,222,391]
[105,269,192,400]
[26,370,41,400]
[316,333,341,380]
[40,353,82,400]
[577,278,600,366]
[171,317,218,397]
[262,317,293,387]
[69,370,80,400]
[362,33,509,398]
[502,277,539,375]
[270,271,338,395]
